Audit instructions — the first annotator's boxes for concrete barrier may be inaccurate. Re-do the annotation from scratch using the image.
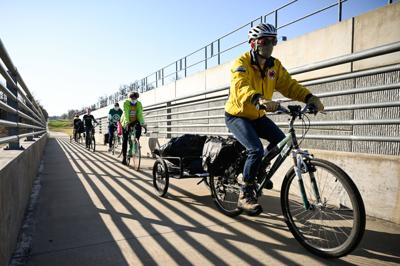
[0,134,48,266]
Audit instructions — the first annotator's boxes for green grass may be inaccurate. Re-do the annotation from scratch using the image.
[48,119,73,135]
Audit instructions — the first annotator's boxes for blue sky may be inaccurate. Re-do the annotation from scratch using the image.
[0,0,390,116]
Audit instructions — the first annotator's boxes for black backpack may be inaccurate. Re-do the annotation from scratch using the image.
[202,136,245,176]
[154,134,207,158]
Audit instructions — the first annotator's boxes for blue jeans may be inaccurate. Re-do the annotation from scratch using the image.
[225,114,285,184]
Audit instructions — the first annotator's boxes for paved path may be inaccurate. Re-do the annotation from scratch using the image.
[26,132,400,266]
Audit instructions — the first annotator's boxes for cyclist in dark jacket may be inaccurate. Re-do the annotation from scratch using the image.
[82,108,98,148]
[73,115,82,141]
[108,102,123,151]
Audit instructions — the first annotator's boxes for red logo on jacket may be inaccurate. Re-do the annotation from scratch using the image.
[268,70,276,80]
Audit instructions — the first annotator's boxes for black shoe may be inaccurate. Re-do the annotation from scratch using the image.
[121,159,127,165]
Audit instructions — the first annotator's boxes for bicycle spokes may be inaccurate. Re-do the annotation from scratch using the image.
[284,160,363,255]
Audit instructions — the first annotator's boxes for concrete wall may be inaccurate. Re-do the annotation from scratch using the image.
[353,3,400,70]
[0,134,48,266]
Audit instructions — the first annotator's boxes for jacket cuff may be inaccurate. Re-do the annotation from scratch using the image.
[304,93,313,103]
[251,93,262,105]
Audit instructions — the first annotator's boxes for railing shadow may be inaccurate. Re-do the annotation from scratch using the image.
[63,139,341,265]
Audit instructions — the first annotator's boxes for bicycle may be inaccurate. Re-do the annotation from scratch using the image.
[120,124,147,170]
[72,128,83,144]
[85,124,98,152]
[109,126,121,155]
[209,104,366,258]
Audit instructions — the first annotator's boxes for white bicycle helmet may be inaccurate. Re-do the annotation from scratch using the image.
[248,23,277,43]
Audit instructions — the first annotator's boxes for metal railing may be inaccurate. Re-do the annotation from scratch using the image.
[89,0,394,111]
[0,39,47,149]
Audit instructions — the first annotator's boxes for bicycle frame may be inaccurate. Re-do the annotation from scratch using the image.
[256,106,321,210]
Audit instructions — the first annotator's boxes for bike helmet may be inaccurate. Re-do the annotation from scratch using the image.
[129,92,139,99]
[248,23,277,43]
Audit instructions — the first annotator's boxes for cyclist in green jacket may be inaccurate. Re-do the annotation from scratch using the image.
[120,92,147,165]
[225,23,324,213]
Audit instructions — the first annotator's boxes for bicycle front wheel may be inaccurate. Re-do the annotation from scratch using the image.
[281,158,365,258]
[91,137,96,152]
[131,139,141,171]
[209,174,243,217]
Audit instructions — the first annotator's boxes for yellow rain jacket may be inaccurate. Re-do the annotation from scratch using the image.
[225,51,311,120]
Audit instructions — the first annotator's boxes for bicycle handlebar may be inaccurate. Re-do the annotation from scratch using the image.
[275,103,322,116]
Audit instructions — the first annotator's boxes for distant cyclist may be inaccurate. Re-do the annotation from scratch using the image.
[108,102,123,152]
[82,108,98,148]
[225,23,324,213]
[120,92,147,165]
[72,114,82,141]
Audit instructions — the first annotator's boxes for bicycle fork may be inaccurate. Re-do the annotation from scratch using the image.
[292,150,321,210]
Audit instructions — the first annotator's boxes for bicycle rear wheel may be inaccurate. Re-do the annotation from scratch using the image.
[131,139,141,171]
[281,158,365,258]
[209,174,243,217]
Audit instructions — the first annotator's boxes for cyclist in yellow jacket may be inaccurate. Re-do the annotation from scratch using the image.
[120,92,147,165]
[225,23,324,213]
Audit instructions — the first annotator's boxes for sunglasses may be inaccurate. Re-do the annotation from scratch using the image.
[257,37,277,46]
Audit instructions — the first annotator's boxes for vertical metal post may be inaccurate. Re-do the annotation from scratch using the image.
[5,71,22,150]
[162,69,164,86]
[205,46,208,70]
[166,102,171,139]
[155,71,158,88]
[275,10,278,28]
[184,57,187,77]
[338,0,343,22]
[175,61,178,81]
[217,39,221,65]
[26,95,35,141]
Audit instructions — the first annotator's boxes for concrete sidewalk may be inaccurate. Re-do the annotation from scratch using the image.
[26,132,400,266]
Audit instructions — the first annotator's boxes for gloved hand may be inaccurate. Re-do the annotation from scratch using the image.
[258,98,280,112]
[307,95,324,112]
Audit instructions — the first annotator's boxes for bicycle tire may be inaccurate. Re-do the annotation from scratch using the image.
[152,159,169,197]
[91,137,96,152]
[132,139,141,171]
[209,174,243,217]
[281,158,365,258]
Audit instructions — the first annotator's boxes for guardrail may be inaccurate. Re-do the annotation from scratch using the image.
[90,0,394,111]
[114,41,400,156]
[0,38,47,149]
